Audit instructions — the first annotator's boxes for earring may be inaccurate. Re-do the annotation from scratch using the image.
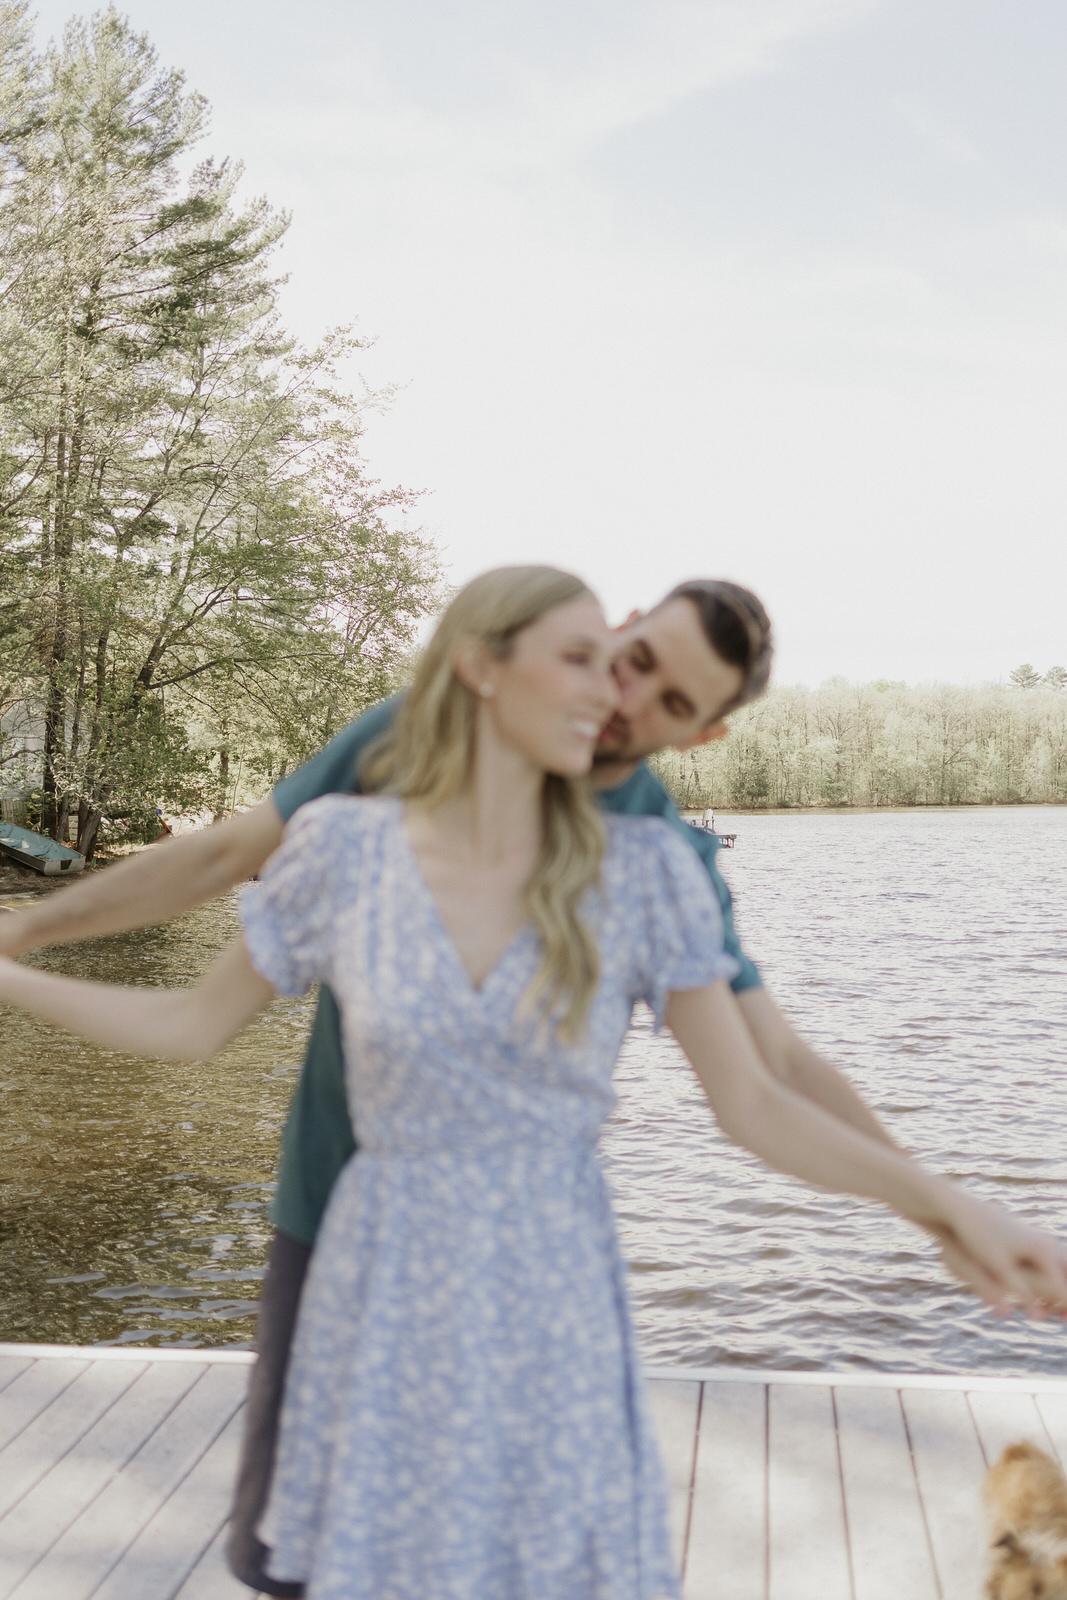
[479,683,494,698]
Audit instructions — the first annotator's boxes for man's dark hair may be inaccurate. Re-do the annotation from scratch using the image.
[662,579,774,716]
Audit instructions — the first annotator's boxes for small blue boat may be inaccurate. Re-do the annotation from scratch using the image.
[0,821,86,875]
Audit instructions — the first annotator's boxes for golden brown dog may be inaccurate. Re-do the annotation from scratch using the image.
[984,1441,1067,1599]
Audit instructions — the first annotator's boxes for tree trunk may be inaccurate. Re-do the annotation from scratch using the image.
[43,404,83,838]
[41,672,65,838]
[76,796,103,862]
[214,746,230,822]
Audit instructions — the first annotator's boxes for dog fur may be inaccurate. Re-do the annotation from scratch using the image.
[984,1441,1067,1599]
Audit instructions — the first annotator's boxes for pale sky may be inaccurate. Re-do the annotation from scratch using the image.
[27,0,1067,684]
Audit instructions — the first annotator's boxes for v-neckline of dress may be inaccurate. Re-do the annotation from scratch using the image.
[393,799,533,1000]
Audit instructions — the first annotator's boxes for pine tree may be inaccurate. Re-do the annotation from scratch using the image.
[0,8,440,856]
[1009,664,1042,690]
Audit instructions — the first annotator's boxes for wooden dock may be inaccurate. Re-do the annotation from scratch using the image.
[683,820,736,848]
[3,1343,1066,1598]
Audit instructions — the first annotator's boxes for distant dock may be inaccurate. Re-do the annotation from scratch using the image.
[684,817,736,848]
[3,1343,1063,1598]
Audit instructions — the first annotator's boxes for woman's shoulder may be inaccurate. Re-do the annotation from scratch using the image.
[279,790,399,870]
[600,812,733,1005]
[602,812,709,897]
[602,810,697,862]
[282,793,398,851]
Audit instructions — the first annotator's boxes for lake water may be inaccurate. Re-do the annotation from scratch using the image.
[609,805,1067,1375]
[1,806,1065,1374]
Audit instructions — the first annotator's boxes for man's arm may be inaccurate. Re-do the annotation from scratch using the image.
[655,810,900,1150]
[0,697,403,961]
[0,800,283,958]
[735,986,900,1150]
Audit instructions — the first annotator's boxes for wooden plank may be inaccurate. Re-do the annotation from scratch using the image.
[967,1390,1051,1469]
[685,1380,766,1600]
[767,1383,849,1600]
[1033,1392,1067,1464]
[650,1364,1067,1395]
[0,1363,203,1600]
[647,1379,700,1571]
[172,1524,250,1600]
[8,1364,245,1600]
[0,1344,254,1368]
[0,1358,33,1398]
[901,1386,987,1600]
[92,1407,245,1600]
[0,1361,144,1521]
[834,1385,938,1600]
[0,1361,86,1454]
[12,1348,1067,1388]
[7,1353,1066,1600]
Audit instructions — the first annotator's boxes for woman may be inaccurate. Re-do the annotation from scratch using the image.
[1,566,1065,1600]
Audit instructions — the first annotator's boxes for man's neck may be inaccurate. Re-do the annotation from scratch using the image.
[589,758,642,793]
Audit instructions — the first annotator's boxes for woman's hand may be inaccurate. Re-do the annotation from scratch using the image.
[923,1193,1067,1319]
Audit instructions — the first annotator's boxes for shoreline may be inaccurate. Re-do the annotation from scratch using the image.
[0,856,117,900]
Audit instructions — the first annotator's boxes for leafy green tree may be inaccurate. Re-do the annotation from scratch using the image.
[0,8,440,856]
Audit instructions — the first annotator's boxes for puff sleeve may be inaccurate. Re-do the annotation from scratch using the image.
[239,796,357,996]
[632,819,740,1031]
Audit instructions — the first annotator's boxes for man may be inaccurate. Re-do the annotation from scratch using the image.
[0,579,906,1596]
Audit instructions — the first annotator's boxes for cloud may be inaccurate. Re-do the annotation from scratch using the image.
[496,0,885,163]
[891,99,982,166]
[229,0,884,184]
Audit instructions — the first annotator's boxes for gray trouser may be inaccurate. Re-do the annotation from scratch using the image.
[226,1229,311,1598]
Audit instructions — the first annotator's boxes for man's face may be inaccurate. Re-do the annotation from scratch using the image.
[594,598,744,768]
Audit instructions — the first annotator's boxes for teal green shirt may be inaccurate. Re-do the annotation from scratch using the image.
[269,699,761,1244]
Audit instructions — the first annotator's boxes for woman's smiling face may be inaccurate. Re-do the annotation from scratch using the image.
[474,595,619,777]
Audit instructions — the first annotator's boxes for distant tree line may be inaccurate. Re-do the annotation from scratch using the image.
[652,678,1067,811]
[0,7,441,856]
[1010,663,1066,691]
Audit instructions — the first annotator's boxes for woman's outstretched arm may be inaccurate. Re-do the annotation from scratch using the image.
[0,938,276,1061]
[668,981,1067,1318]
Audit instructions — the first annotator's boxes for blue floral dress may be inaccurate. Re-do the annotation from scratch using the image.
[240,795,734,1600]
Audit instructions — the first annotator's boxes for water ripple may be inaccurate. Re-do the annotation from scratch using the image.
[601,806,1067,1375]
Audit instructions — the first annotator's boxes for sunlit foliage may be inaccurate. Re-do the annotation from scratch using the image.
[653,681,1067,810]
[0,6,441,854]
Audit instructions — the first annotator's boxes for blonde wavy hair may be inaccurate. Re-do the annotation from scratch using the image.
[361,566,606,1040]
